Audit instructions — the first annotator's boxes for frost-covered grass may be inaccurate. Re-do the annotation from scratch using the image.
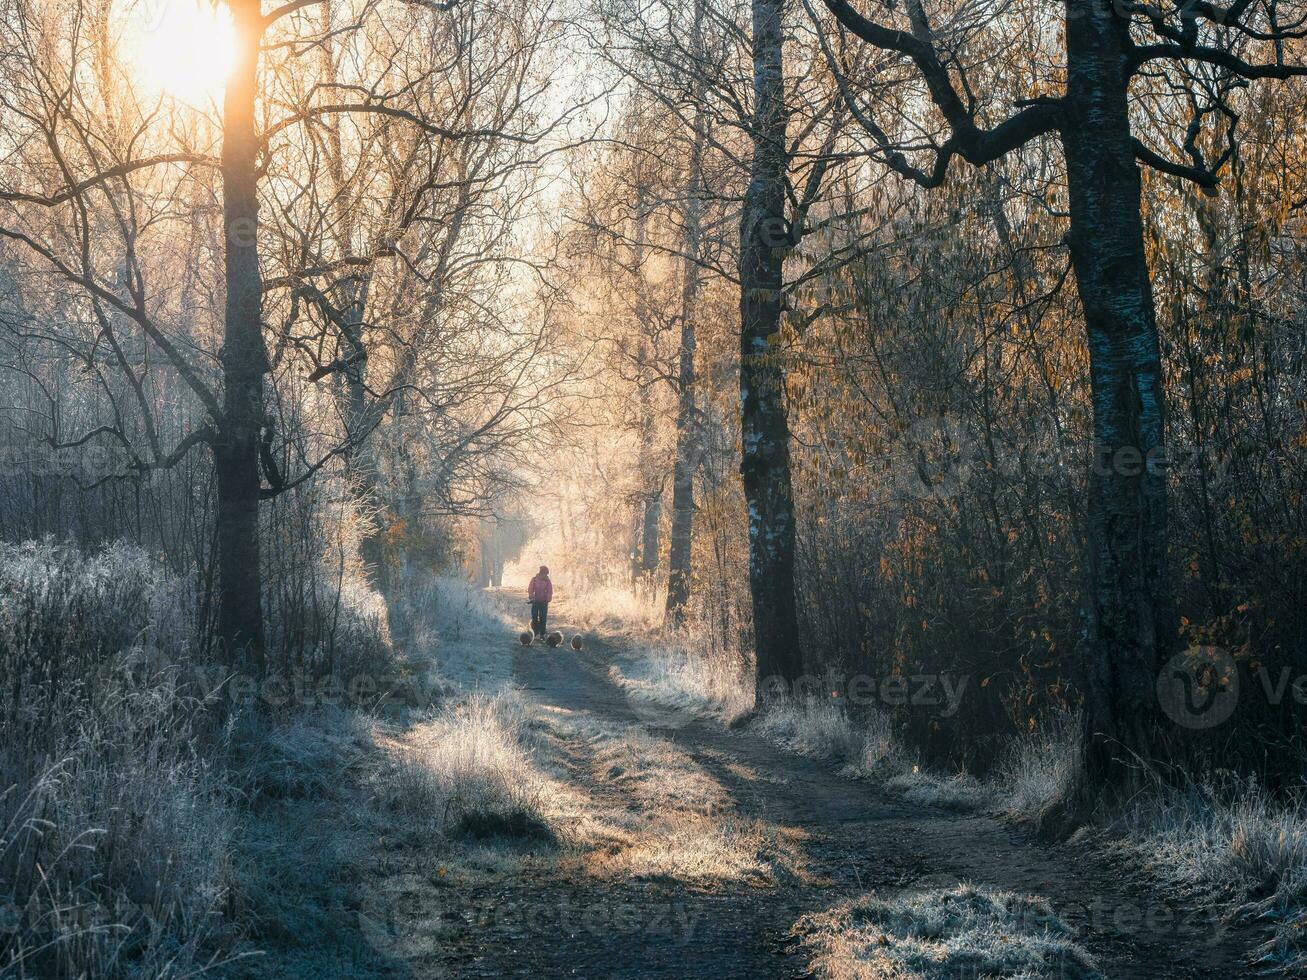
[752,697,868,762]
[994,712,1080,826]
[0,541,238,978]
[748,696,997,811]
[920,713,1307,972]
[563,582,664,632]
[391,576,516,693]
[228,709,382,972]
[795,884,1101,980]
[235,705,378,802]
[885,770,994,812]
[0,540,406,978]
[374,691,552,843]
[608,623,755,726]
[1108,778,1307,974]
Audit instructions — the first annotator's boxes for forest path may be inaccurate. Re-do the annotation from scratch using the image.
[381,591,1256,978]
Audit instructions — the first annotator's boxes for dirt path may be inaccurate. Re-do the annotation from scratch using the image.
[367,599,1259,978]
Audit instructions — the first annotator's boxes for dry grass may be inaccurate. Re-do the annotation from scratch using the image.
[1110,777,1307,973]
[574,717,728,813]
[532,709,796,887]
[795,884,1101,980]
[592,813,779,885]
[374,691,553,844]
[563,582,665,633]
[0,541,238,979]
[608,626,754,727]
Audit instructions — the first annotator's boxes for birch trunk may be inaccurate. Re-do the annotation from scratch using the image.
[740,0,804,696]
[1062,0,1171,782]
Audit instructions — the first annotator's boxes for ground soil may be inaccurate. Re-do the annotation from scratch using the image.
[354,594,1263,978]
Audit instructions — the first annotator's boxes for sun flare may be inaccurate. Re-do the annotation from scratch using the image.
[125,0,236,105]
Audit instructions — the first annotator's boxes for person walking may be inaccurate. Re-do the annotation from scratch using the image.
[528,565,553,638]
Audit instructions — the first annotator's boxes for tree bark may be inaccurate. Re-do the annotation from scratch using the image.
[639,489,662,576]
[665,0,708,629]
[740,0,804,697]
[1061,0,1171,783]
[216,0,269,669]
[635,339,661,582]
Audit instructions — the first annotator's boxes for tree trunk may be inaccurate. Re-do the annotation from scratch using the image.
[1061,0,1171,783]
[665,0,708,629]
[636,350,662,582]
[639,492,662,576]
[317,4,390,598]
[216,0,269,669]
[740,0,804,698]
[631,189,661,586]
[339,293,391,594]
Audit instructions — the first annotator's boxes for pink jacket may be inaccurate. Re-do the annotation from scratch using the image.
[528,574,553,603]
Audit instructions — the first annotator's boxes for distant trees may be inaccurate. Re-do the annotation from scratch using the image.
[579,0,734,617]
[265,0,566,596]
[552,96,741,602]
[582,0,870,687]
[664,8,708,625]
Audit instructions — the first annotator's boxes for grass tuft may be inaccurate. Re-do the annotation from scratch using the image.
[795,883,1101,980]
[375,692,553,844]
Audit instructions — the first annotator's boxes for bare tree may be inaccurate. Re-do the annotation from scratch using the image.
[0,0,571,666]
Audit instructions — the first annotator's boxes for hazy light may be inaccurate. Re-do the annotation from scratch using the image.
[125,0,236,106]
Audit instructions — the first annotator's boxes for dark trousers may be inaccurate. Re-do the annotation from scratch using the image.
[530,601,549,637]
